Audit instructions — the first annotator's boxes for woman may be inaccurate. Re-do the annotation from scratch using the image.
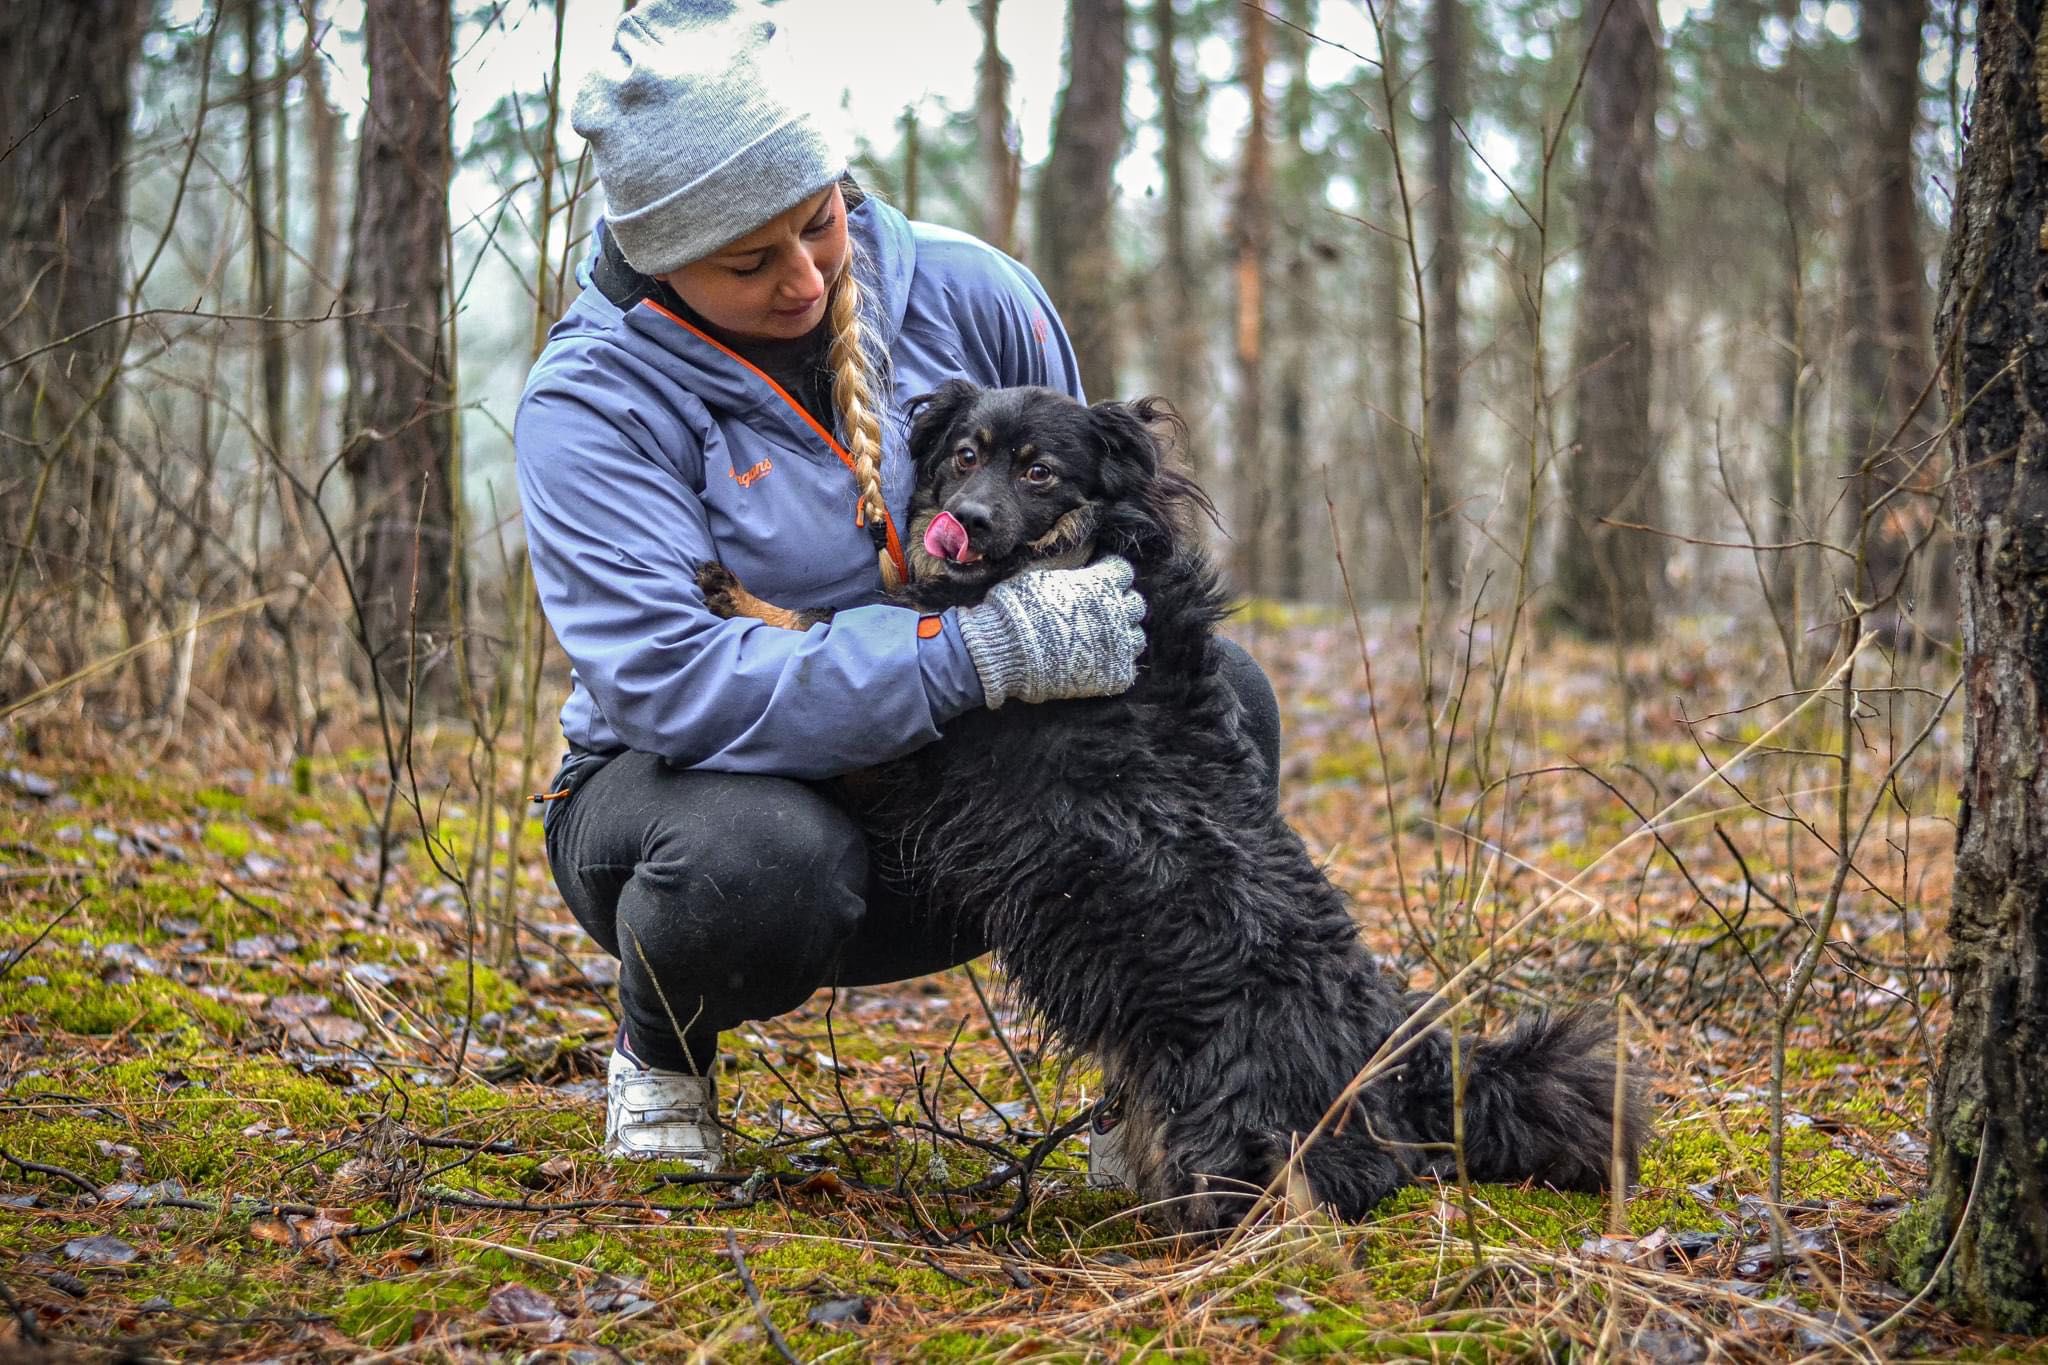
[517,0,1280,1168]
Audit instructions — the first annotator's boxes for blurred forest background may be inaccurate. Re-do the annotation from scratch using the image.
[0,0,1963,732]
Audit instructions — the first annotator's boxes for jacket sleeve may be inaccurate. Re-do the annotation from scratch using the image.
[515,368,979,779]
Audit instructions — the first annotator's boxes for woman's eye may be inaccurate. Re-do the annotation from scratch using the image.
[1023,463,1053,485]
[954,446,978,469]
[803,213,837,237]
[729,259,767,278]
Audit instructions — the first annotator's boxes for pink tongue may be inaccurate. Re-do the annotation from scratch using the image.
[924,511,979,563]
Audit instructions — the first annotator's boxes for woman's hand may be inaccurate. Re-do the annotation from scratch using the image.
[956,557,1147,708]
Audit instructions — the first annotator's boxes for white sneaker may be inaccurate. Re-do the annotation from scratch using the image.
[1086,1099,1137,1190]
[603,1049,724,1170]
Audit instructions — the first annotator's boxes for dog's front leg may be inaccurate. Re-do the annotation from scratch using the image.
[696,562,831,631]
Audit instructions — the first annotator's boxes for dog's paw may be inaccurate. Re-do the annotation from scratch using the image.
[696,561,744,618]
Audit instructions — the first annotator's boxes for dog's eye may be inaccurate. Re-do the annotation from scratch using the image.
[1022,463,1054,485]
[954,445,978,471]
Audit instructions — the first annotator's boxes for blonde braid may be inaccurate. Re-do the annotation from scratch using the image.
[826,251,903,591]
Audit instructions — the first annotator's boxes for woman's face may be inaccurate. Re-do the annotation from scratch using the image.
[664,185,848,342]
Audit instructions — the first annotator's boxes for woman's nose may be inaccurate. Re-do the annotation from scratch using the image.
[780,251,825,304]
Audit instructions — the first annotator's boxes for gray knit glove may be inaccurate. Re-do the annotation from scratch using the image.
[956,557,1146,708]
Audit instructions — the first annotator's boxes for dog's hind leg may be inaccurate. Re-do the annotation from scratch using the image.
[1287,1123,1410,1222]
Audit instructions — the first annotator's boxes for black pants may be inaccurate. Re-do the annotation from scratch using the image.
[543,640,1281,1072]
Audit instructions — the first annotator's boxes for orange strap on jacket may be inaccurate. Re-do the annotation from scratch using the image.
[643,300,909,584]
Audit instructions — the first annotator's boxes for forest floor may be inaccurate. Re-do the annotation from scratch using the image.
[0,606,2009,1361]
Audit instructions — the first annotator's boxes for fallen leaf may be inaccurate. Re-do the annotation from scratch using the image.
[806,1296,872,1329]
[98,1180,186,1208]
[284,1013,368,1048]
[485,1283,565,1340]
[249,1211,355,1265]
[63,1235,139,1266]
[266,993,331,1021]
[3,768,57,799]
[577,1274,653,1316]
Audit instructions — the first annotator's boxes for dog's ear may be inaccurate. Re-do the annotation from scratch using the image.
[1090,397,1216,555]
[1088,398,1166,498]
[905,380,982,472]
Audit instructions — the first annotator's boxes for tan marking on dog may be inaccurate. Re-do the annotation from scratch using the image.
[707,576,808,631]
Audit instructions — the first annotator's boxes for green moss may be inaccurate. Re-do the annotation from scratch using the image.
[0,964,242,1043]
[1642,1110,1889,1204]
[337,1276,488,1348]
[195,786,246,814]
[437,961,521,1018]
[202,821,254,860]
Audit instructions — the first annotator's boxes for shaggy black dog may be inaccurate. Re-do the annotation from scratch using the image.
[700,381,1647,1231]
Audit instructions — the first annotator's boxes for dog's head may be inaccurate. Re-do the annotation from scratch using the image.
[901,381,1209,598]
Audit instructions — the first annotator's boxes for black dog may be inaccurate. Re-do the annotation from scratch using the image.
[700,381,1647,1230]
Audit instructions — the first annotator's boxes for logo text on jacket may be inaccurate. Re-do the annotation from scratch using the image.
[728,457,773,489]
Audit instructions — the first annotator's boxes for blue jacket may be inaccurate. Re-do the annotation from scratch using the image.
[515,197,1085,778]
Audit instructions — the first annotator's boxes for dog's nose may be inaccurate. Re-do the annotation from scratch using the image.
[949,499,996,538]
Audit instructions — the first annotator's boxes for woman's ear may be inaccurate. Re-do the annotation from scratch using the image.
[905,380,982,472]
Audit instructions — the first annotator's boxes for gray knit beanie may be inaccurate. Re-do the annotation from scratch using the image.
[572,0,849,278]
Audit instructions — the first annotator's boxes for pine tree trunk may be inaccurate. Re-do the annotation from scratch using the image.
[1271,0,1317,602]
[1849,0,1951,638]
[341,0,456,701]
[1895,0,2048,1328]
[1152,0,1206,480]
[1035,0,1128,402]
[975,0,1021,257]
[1552,0,1663,641]
[1424,0,1466,602]
[1228,6,1272,595]
[0,0,150,589]
[299,0,343,471]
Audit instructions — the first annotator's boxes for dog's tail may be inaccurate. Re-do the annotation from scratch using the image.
[1404,1010,1648,1193]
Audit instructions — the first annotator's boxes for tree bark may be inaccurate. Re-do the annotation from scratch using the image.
[1271,0,1317,602]
[1151,0,1206,481]
[299,0,344,470]
[975,0,1022,257]
[1035,0,1129,402]
[0,0,150,587]
[1848,0,1951,639]
[341,0,457,701]
[1228,5,1272,595]
[1552,0,1664,641]
[1895,0,2048,1328]
[1424,0,1467,602]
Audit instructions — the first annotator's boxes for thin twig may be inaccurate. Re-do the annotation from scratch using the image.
[725,1229,801,1365]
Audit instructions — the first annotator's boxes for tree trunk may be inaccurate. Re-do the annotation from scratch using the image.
[1271,0,1317,602]
[975,0,1021,257]
[1424,0,1466,602]
[1894,0,2048,1328]
[299,0,344,471]
[1849,0,1950,640]
[1228,5,1272,595]
[1152,0,1206,480]
[341,0,457,701]
[1552,0,1663,641]
[0,0,150,590]
[899,105,922,221]
[1035,0,1128,402]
